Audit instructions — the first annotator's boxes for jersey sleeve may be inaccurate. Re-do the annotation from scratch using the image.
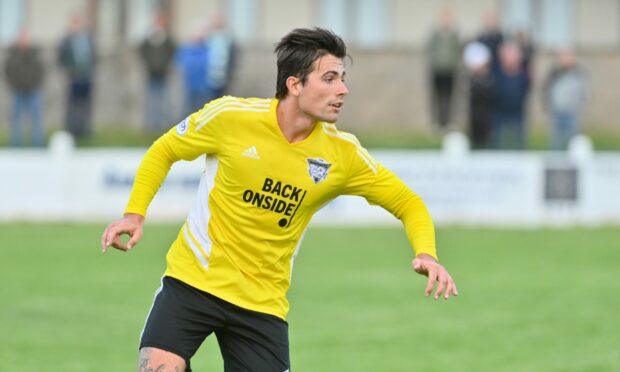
[124,100,226,217]
[342,141,437,260]
[163,99,226,161]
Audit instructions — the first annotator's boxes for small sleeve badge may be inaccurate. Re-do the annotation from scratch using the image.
[176,117,189,135]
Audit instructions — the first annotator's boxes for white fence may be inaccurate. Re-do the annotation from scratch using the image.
[1,132,619,226]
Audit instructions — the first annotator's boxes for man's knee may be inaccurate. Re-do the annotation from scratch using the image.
[138,347,186,372]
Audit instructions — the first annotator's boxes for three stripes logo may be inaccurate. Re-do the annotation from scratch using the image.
[242,146,260,160]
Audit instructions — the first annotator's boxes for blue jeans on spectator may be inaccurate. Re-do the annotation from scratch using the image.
[145,78,170,133]
[66,80,93,139]
[550,110,579,151]
[491,111,525,150]
[10,91,44,147]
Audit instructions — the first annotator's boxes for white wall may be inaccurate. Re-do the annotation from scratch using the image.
[575,0,620,49]
[1,133,618,226]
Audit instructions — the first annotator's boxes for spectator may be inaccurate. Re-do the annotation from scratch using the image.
[427,7,461,130]
[514,29,536,133]
[204,15,236,102]
[514,29,535,89]
[176,22,210,114]
[139,12,176,133]
[4,30,45,147]
[492,42,529,149]
[477,10,504,77]
[463,41,494,149]
[58,13,96,139]
[543,48,588,150]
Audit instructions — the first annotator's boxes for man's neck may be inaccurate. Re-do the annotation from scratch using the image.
[276,97,317,143]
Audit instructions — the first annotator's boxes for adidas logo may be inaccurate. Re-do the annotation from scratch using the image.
[242,146,260,160]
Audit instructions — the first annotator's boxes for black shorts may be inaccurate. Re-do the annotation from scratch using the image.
[140,276,290,372]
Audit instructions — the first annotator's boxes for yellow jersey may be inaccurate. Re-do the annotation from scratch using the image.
[125,96,436,319]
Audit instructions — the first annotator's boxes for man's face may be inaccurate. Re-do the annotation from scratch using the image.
[296,54,349,123]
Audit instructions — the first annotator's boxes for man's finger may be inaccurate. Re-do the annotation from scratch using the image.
[102,221,122,251]
[101,221,119,252]
[443,276,455,299]
[451,281,459,296]
[102,227,117,253]
[110,236,129,252]
[434,273,447,300]
[425,268,437,297]
[126,229,142,250]
[101,228,109,252]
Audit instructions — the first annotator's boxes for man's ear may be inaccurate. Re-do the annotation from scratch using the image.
[286,76,302,97]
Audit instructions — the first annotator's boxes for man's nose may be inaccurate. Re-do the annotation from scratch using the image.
[338,81,349,96]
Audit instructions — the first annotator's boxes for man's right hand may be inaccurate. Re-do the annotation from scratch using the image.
[100,213,145,253]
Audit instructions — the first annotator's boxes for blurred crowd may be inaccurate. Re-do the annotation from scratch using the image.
[428,8,588,151]
[139,12,236,134]
[2,11,236,147]
[4,8,588,151]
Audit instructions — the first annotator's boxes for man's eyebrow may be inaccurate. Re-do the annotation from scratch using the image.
[322,70,345,77]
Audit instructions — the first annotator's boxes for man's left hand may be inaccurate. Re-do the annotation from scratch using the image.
[412,253,458,300]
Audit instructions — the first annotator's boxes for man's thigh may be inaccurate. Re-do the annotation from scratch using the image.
[139,277,226,370]
[216,307,290,372]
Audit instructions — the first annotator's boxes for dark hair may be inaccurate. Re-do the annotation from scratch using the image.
[274,27,348,99]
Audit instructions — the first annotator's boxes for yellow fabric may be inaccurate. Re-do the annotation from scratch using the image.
[125,96,436,319]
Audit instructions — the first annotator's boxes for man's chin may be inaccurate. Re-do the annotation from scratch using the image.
[321,115,339,123]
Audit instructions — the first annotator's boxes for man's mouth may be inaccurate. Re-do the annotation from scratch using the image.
[330,102,343,109]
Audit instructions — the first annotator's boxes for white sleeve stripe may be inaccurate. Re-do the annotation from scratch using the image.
[357,147,378,167]
[198,98,270,121]
[199,96,270,113]
[336,131,362,146]
[322,125,378,173]
[335,130,376,166]
[195,107,270,131]
[356,150,378,174]
[352,144,378,169]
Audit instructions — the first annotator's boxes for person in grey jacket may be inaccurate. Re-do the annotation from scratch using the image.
[427,7,461,130]
[139,13,176,133]
[544,49,588,150]
[58,14,96,139]
[4,30,45,147]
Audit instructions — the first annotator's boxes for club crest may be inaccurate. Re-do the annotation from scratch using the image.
[307,158,331,184]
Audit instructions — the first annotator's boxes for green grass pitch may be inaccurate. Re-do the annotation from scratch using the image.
[1,223,619,371]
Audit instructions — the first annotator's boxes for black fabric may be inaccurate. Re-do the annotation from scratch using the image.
[431,72,455,128]
[140,276,290,372]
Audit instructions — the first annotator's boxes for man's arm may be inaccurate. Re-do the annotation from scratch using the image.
[100,134,180,253]
[100,100,225,254]
[343,146,458,299]
[388,182,458,300]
